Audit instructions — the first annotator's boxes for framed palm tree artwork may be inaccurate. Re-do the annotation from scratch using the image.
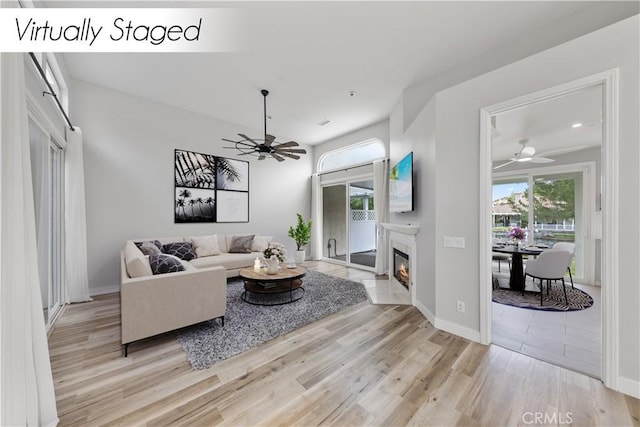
[174,149,249,223]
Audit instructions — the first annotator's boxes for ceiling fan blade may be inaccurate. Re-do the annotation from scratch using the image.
[528,157,554,164]
[264,134,276,147]
[493,160,516,170]
[537,145,590,157]
[271,152,285,162]
[274,141,299,148]
[238,134,260,145]
[276,148,307,154]
[222,139,257,148]
[278,152,301,160]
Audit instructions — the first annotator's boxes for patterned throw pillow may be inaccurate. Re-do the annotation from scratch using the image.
[139,241,162,255]
[161,242,197,261]
[189,235,221,257]
[228,234,255,253]
[149,254,185,275]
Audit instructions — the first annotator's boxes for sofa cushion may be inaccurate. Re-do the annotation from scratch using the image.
[190,252,258,270]
[149,254,186,275]
[228,234,255,253]
[124,241,153,278]
[189,235,221,257]
[251,235,273,252]
[162,242,197,261]
[139,241,162,255]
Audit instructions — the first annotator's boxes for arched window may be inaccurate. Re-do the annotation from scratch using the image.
[318,138,385,172]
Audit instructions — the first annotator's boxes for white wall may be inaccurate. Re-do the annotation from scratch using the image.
[393,15,639,392]
[70,81,312,294]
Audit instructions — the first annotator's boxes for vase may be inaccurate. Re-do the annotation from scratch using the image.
[294,250,305,264]
[266,255,280,275]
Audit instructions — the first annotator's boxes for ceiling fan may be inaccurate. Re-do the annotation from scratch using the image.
[222,89,307,162]
[493,139,555,170]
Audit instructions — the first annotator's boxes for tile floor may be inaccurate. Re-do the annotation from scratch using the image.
[362,277,411,305]
[491,262,602,378]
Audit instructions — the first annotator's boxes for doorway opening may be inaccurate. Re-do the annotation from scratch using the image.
[480,71,619,387]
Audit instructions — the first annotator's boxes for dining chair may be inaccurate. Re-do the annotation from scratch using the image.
[492,253,511,272]
[524,250,573,305]
[550,242,575,288]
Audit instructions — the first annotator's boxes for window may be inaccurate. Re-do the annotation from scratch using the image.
[318,138,385,172]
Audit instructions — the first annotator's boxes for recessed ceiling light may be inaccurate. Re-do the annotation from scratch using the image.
[571,122,583,128]
[348,91,356,97]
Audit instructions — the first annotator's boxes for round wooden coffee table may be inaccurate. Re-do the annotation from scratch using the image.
[239,265,307,306]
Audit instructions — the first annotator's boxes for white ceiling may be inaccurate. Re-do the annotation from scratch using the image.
[492,84,603,164]
[59,1,635,146]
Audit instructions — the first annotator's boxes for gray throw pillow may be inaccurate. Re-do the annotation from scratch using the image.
[161,242,197,261]
[228,234,255,253]
[149,254,185,275]
[135,239,162,251]
[139,241,162,255]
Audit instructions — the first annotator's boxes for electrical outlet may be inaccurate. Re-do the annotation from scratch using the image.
[457,300,465,313]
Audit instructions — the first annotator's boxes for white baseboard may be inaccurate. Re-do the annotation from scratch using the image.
[617,376,640,399]
[414,299,435,326]
[90,284,120,297]
[413,300,481,343]
[434,317,481,343]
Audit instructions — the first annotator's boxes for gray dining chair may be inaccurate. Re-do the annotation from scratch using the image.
[492,253,511,273]
[550,242,575,288]
[524,250,573,305]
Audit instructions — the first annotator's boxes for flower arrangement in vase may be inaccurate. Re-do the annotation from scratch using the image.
[263,242,287,263]
[508,226,526,247]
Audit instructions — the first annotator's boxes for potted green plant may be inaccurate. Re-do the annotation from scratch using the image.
[288,213,312,264]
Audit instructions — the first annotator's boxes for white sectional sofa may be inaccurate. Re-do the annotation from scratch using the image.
[120,233,273,356]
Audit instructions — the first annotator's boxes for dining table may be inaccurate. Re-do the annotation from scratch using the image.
[492,244,544,291]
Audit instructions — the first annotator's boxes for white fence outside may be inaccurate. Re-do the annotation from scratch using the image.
[350,210,376,253]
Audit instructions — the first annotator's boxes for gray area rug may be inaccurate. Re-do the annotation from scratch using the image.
[178,270,368,369]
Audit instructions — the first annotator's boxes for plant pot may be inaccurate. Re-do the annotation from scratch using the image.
[294,250,305,264]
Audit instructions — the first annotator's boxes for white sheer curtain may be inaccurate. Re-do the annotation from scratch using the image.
[310,173,323,260]
[373,159,389,275]
[0,53,59,426]
[65,127,92,303]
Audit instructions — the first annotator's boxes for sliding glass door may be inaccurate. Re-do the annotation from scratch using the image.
[29,117,64,328]
[493,167,592,283]
[322,178,376,270]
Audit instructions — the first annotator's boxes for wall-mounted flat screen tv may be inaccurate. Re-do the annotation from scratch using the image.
[389,152,414,213]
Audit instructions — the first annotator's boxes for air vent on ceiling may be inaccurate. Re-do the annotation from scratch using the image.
[318,119,331,126]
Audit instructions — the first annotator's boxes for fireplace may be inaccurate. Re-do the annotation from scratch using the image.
[393,248,410,289]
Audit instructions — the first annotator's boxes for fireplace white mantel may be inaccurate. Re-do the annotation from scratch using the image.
[381,223,419,305]
[380,223,419,235]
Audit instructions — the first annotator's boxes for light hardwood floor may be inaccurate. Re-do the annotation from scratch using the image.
[49,261,639,426]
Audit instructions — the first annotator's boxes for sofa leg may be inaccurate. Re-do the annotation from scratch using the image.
[220,316,225,327]
[124,343,129,358]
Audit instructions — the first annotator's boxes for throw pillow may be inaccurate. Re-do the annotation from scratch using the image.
[189,235,221,257]
[135,240,162,250]
[139,241,162,255]
[228,234,255,253]
[251,236,273,252]
[161,242,197,261]
[149,254,185,275]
